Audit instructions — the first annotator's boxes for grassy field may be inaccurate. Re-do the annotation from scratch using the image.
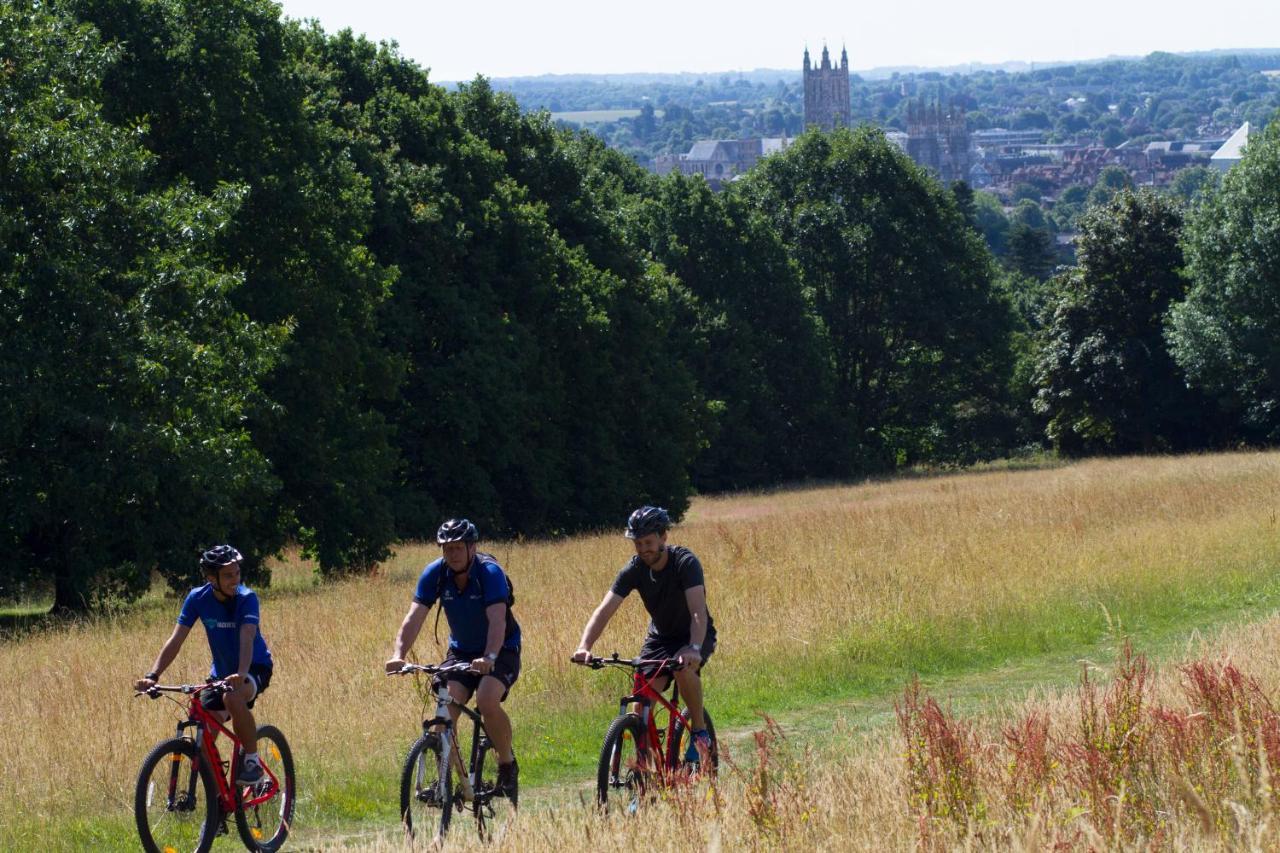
[2,451,1279,849]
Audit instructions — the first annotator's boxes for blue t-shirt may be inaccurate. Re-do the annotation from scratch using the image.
[413,556,520,657]
[177,584,274,679]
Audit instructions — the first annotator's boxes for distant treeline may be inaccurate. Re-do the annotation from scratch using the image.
[506,51,1280,164]
[4,0,1280,611]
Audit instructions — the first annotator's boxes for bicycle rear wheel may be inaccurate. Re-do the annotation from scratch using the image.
[400,729,453,840]
[135,737,218,853]
[472,735,516,842]
[669,710,719,776]
[234,725,296,852]
[596,713,652,812]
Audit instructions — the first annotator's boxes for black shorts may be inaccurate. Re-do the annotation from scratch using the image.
[639,633,715,676]
[200,663,272,711]
[437,648,521,701]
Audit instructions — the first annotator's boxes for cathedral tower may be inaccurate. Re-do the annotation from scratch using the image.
[803,44,851,131]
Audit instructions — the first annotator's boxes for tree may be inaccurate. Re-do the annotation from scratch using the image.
[1034,190,1207,454]
[739,128,1016,470]
[629,173,835,490]
[1006,222,1057,281]
[1168,119,1280,440]
[1167,165,1220,206]
[74,0,402,574]
[1087,165,1135,208]
[0,2,286,610]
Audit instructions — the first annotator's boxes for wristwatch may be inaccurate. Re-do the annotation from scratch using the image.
[145,671,159,681]
[485,652,498,663]
[689,644,702,653]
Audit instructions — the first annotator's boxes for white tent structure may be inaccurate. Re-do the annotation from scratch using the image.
[1211,122,1250,172]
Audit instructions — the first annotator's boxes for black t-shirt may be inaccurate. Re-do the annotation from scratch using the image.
[611,546,716,643]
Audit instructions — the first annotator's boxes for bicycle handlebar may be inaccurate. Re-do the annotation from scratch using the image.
[387,660,476,677]
[571,653,687,672]
[134,679,234,699]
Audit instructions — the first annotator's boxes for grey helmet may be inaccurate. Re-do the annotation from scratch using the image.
[624,506,671,539]
[436,518,479,544]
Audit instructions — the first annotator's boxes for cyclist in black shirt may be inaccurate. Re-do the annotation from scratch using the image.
[572,506,716,757]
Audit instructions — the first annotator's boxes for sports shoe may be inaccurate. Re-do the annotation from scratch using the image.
[684,729,711,764]
[496,757,519,799]
[236,757,265,786]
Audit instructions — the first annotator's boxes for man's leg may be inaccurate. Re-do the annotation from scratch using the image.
[444,680,473,727]
[474,677,514,764]
[673,666,706,731]
[224,681,259,754]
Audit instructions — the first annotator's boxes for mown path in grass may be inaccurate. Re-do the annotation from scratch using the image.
[281,590,1280,850]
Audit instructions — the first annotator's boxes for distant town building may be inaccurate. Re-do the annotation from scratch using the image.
[803,45,851,131]
[905,99,970,184]
[1211,122,1250,171]
[653,137,794,189]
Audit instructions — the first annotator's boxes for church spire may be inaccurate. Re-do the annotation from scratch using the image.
[841,44,848,69]
[803,45,811,70]
[821,43,830,69]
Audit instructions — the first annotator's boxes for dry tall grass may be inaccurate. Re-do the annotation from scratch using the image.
[1,451,1277,848]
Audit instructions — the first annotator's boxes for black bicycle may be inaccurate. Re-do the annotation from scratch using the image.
[391,661,515,841]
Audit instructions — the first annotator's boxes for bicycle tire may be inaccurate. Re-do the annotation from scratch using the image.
[135,737,218,853]
[400,729,453,840]
[668,709,719,776]
[596,713,650,812]
[472,735,516,842]
[234,725,296,852]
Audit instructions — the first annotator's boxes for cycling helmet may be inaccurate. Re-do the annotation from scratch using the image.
[436,518,479,545]
[624,506,671,539]
[200,544,243,572]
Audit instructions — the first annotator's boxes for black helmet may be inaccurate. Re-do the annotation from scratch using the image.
[436,518,479,545]
[625,506,671,539]
[200,544,243,572]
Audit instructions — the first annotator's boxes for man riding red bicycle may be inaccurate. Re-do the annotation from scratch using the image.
[572,505,717,762]
[134,544,274,786]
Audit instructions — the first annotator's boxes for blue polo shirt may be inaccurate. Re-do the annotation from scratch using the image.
[414,556,520,657]
[177,584,273,679]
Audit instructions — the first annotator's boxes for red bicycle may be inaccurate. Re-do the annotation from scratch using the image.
[574,653,719,811]
[134,679,296,853]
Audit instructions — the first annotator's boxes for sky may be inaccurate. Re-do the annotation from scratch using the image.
[274,0,1280,82]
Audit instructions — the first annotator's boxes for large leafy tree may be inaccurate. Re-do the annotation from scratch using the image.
[1168,119,1280,441]
[0,1,285,610]
[312,35,703,535]
[738,128,1016,471]
[1033,190,1208,454]
[629,173,835,490]
[72,0,401,572]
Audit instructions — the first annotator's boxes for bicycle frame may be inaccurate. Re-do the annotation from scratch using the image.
[420,673,482,803]
[162,684,282,816]
[613,659,696,773]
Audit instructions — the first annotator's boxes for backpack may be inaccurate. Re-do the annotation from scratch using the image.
[432,553,518,647]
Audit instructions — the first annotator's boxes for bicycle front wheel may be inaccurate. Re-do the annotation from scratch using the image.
[234,725,296,852]
[596,713,651,812]
[472,736,516,842]
[135,737,218,853]
[400,729,453,840]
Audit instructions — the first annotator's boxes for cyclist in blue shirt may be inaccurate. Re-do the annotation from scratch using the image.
[134,545,274,785]
[386,519,522,797]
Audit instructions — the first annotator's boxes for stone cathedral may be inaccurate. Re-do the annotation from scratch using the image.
[803,45,851,131]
